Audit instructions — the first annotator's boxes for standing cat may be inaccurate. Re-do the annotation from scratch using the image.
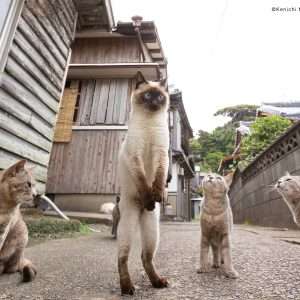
[275,172,300,226]
[117,72,169,295]
[112,196,120,239]
[198,173,238,279]
[0,160,37,282]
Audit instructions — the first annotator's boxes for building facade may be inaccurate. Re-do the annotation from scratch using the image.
[0,0,115,193]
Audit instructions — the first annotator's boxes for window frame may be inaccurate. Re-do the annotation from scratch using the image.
[0,0,25,72]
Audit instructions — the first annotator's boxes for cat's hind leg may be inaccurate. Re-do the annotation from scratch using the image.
[117,204,140,295]
[140,205,168,289]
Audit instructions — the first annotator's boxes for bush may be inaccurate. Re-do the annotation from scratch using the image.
[241,115,292,163]
[26,217,90,239]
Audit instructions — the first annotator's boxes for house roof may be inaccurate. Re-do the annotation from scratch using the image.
[116,20,167,70]
[258,102,300,120]
[74,0,115,31]
[170,90,193,138]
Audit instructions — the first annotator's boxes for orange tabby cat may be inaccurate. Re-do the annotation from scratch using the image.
[0,160,37,282]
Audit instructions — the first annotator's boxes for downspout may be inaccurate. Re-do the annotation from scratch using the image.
[132,15,146,62]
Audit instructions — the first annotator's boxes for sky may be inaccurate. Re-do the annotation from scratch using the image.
[111,0,300,133]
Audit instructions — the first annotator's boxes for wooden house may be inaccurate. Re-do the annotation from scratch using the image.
[0,0,114,193]
[166,90,195,220]
[46,17,168,212]
[46,15,195,219]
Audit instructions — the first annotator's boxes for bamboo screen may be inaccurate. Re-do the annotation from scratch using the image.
[53,86,78,142]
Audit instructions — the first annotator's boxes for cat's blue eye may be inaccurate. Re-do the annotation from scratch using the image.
[217,177,222,180]
[144,92,151,100]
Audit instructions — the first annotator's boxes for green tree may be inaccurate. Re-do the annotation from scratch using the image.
[191,125,235,172]
[240,115,292,162]
[214,104,258,123]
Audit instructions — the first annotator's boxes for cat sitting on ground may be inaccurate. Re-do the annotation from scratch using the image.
[198,173,238,279]
[275,172,300,226]
[0,160,37,282]
[117,72,169,295]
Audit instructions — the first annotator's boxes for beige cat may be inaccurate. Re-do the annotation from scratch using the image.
[275,172,300,226]
[117,72,169,295]
[0,160,37,282]
[198,173,238,279]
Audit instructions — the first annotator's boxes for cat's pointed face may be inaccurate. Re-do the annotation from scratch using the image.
[133,73,169,112]
[202,173,229,199]
[0,160,37,206]
[276,174,300,202]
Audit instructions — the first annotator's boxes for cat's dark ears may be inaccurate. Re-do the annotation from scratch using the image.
[1,160,26,182]
[135,71,148,89]
[135,71,167,89]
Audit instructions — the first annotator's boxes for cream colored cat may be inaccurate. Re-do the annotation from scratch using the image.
[198,173,238,279]
[117,72,169,295]
[275,172,300,226]
[0,160,37,282]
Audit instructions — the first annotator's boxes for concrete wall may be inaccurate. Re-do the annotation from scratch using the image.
[229,122,300,229]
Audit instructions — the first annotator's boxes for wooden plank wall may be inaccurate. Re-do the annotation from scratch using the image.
[71,38,141,64]
[76,79,133,125]
[0,0,77,192]
[47,130,126,194]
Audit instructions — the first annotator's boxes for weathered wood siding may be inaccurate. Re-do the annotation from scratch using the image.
[75,79,134,125]
[0,0,77,192]
[47,130,126,194]
[71,38,141,64]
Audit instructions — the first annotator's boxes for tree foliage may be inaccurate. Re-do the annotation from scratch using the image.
[190,124,235,172]
[240,115,292,162]
[214,104,258,123]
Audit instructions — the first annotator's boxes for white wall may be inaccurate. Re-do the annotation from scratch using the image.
[168,162,179,192]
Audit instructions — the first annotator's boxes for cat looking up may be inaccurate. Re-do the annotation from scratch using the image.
[275,172,300,226]
[117,72,169,295]
[198,173,238,279]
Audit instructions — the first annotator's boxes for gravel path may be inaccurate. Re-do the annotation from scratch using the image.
[0,223,300,299]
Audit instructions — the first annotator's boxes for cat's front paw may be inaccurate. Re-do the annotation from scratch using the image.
[151,187,164,203]
[144,199,156,211]
[212,262,221,269]
[224,268,239,279]
[197,264,210,273]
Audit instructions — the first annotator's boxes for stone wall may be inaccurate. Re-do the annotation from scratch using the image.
[229,122,300,229]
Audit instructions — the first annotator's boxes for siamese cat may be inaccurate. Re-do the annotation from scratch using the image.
[275,172,300,226]
[198,173,238,279]
[117,72,169,295]
[0,160,37,282]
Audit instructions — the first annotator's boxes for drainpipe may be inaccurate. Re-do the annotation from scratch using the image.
[132,15,146,62]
